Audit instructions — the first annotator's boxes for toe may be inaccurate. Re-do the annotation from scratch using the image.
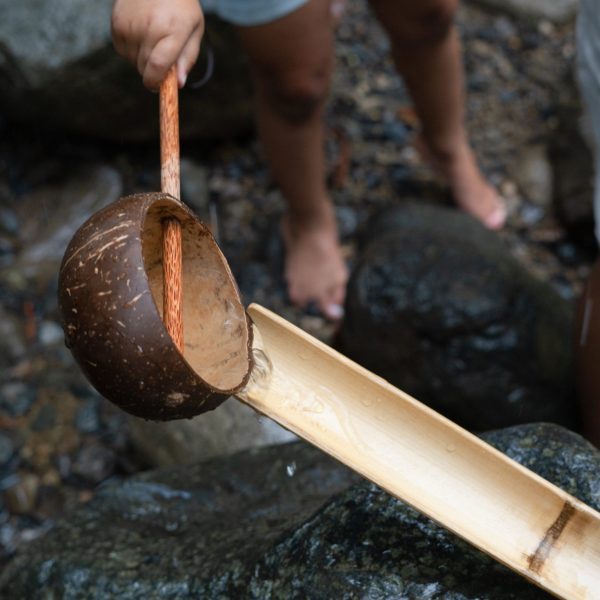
[482,196,507,231]
[319,280,347,322]
[322,303,344,321]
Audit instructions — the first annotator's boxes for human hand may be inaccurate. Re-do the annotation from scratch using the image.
[111,0,204,90]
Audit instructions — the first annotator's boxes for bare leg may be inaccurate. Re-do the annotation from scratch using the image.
[369,0,505,229]
[237,0,347,319]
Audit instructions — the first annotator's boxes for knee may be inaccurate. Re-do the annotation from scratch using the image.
[388,0,459,46]
[258,64,331,123]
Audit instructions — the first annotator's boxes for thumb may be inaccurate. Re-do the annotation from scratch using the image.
[177,24,202,88]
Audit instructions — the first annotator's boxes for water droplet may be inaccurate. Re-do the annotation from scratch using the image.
[361,397,373,407]
[301,393,324,414]
[297,351,310,361]
[446,443,456,453]
[286,461,297,477]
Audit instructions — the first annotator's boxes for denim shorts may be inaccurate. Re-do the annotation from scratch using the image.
[202,0,309,26]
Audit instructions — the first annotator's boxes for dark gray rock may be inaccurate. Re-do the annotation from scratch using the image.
[549,103,597,248]
[0,442,359,598]
[483,423,600,502]
[339,203,578,432]
[0,1,252,141]
[30,404,56,432]
[0,434,14,468]
[1,423,598,599]
[74,400,100,434]
[0,307,26,367]
[0,382,36,418]
[252,423,599,600]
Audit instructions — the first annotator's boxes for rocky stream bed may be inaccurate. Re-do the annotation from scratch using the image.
[0,0,599,597]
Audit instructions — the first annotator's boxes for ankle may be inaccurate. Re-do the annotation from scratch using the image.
[419,132,471,168]
[286,198,336,231]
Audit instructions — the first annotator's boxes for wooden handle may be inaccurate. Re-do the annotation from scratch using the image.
[160,67,183,351]
[160,67,180,199]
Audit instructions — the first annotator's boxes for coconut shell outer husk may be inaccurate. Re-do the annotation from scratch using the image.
[58,193,253,421]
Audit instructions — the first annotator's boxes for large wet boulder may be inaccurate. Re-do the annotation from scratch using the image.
[0,1,253,141]
[0,423,598,598]
[339,203,578,432]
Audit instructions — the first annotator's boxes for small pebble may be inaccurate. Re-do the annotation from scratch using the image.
[0,236,15,266]
[31,404,56,432]
[0,433,14,467]
[38,321,64,347]
[35,485,64,520]
[519,204,545,226]
[72,444,116,484]
[0,382,36,418]
[75,400,100,434]
[0,207,19,235]
[3,473,39,514]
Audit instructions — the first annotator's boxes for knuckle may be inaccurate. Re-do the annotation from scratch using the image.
[147,52,168,72]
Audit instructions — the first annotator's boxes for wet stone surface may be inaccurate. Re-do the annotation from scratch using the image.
[0,0,596,576]
[339,203,579,432]
[0,423,598,598]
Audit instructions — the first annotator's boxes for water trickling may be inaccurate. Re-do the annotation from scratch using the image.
[237,347,273,402]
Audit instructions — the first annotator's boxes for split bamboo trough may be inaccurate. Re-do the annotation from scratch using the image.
[240,305,600,600]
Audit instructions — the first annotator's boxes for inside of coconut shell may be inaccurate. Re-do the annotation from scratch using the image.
[142,199,251,391]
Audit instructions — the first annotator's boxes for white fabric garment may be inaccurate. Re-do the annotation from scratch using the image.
[201,0,308,26]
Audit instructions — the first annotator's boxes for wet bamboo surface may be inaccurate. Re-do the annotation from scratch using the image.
[240,304,600,600]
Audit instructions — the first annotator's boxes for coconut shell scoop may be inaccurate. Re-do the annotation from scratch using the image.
[59,68,253,420]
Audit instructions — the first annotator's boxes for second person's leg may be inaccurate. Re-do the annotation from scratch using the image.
[369,0,505,229]
[236,0,347,319]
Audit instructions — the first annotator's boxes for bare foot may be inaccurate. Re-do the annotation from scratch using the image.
[282,203,348,321]
[415,135,506,230]
[331,0,347,25]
